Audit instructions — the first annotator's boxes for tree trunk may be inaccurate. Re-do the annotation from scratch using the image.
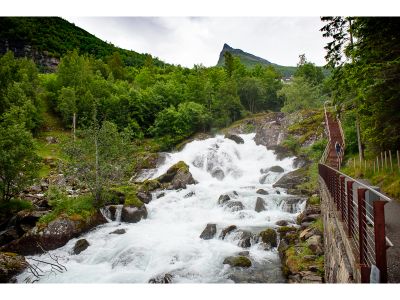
[356,117,364,161]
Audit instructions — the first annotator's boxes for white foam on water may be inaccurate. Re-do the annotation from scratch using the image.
[18,133,302,283]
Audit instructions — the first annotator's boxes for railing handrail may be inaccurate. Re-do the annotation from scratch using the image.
[319,162,392,203]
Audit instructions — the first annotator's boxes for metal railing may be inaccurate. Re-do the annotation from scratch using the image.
[319,163,393,283]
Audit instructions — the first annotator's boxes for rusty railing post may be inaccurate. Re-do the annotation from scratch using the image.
[340,176,346,220]
[347,180,354,237]
[358,188,369,283]
[373,200,388,283]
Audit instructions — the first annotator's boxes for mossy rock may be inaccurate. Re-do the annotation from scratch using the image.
[0,252,28,283]
[223,256,252,268]
[109,186,144,208]
[139,179,162,192]
[259,228,277,247]
[277,226,297,235]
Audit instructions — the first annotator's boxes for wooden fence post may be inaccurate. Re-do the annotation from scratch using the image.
[384,151,388,169]
[389,151,393,172]
[377,156,380,172]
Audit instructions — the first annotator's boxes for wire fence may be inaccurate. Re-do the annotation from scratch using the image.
[319,163,392,283]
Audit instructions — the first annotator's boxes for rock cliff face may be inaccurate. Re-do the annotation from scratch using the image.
[1,41,60,72]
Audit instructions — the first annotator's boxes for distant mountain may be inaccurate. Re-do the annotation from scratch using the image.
[0,17,166,72]
[217,43,297,78]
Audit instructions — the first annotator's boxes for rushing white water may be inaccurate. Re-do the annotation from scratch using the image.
[18,133,305,283]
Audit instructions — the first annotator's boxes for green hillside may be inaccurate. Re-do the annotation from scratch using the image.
[217,43,297,78]
[0,17,165,68]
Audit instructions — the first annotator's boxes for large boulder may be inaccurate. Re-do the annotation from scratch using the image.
[73,239,89,255]
[259,228,277,247]
[0,211,106,256]
[223,256,251,268]
[255,197,266,212]
[156,161,196,190]
[121,205,148,223]
[219,225,237,239]
[225,134,244,144]
[273,168,309,190]
[0,252,28,283]
[199,224,217,240]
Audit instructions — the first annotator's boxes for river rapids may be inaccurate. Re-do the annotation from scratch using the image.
[18,133,305,283]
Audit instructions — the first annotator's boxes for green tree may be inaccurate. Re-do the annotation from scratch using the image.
[0,123,40,203]
[224,51,234,77]
[64,120,133,207]
[279,77,325,113]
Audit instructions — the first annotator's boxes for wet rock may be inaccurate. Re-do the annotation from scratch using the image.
[275,220,289,226]
[276,190,280,194]
[199,223,217,240]
[255,197,266,212]
[225,134,244,144]
[218,194,230,205]
[268,145,294,160]
[225,201,244,211]
[211,168,225,180]
[260,166,284,173]
[258,174,270,184]
[292,155,311,169]
[73,239,89,255]
[223,256,251,268]
[281,197,305,214]
[109,229,126,235]
[148,273,173,283]
[273,168,309,190]
[220,225,237,239]
[0,252,28,283]
[259,229,277,247]
[256,189,269,195]
[156,161,196,190]
[184,191,195,198]
[0,211,106,256]
[136,191,152,204]
[236,230,253,248]
[121,205,148,223]
[156,192,165,199]
[237,251,249,256]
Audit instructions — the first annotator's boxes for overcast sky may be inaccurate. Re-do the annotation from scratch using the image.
[65,17,328,67]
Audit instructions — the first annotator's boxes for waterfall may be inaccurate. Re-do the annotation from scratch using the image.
[18,133,304,283]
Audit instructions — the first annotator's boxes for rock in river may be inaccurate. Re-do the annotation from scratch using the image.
[200,224,217,240]
[223,256,252,268]
[73,239,89,255]
[225,134,244,144]
[121,205,148,223]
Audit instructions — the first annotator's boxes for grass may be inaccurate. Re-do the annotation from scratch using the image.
[284,242,325,277]
[38,187,96,225]
[0,199,33,219]
[341,154,400,201]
